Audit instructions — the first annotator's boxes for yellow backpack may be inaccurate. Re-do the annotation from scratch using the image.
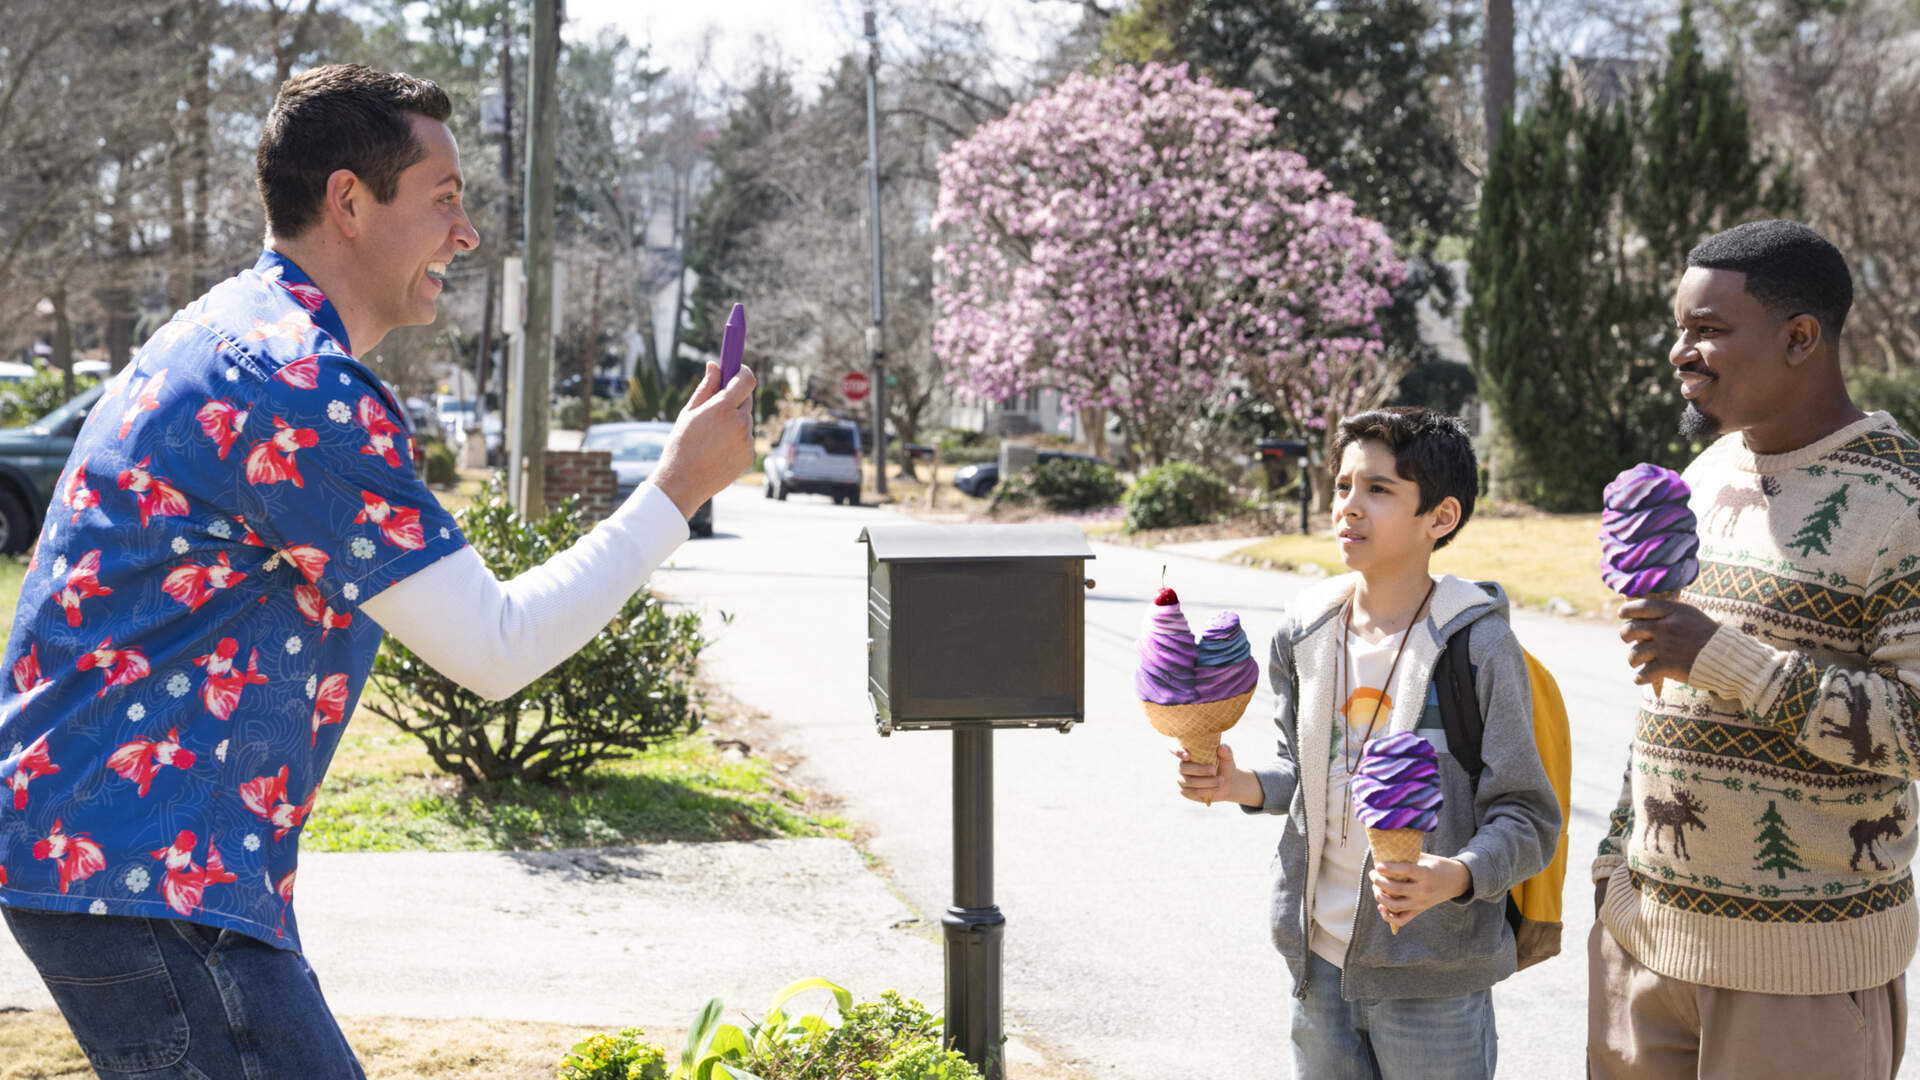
[1432,639,1574,970]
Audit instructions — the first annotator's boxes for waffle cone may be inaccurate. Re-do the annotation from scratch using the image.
[1366,827,1428,935]
[1142,691,1255,765]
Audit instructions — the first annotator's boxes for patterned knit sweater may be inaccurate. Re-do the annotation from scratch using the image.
[1594,411,1920,995]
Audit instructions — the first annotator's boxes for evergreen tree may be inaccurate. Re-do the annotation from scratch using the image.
[1789,484,1850,556]
[1467,5,1797,511]
[1753,800,1808,879]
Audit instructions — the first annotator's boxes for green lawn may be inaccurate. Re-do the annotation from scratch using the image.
[0,554,24,637]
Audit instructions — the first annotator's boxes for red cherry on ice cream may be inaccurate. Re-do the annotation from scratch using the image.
[1154,587,1179,606]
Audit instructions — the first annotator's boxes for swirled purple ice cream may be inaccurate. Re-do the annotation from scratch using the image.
[1351,731,1441,832]
[1135,588,1198,705]
[1194,612,1260,701]
[1600,463,1700,596]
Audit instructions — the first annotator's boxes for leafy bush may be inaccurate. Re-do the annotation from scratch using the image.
[1854,368,1920,440]
[555,397,588,431]
[1123,461,1234,531]
[0,369,97,426]
[560,1028,671,1080]
[364,480,706,785]
[422,438,458,487]
[662,978,983,1080]
[990,456,1124,513]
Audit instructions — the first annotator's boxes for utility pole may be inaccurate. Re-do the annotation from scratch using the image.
[517,0,561,515]
[862,0,888,498]
[474,9,517,468]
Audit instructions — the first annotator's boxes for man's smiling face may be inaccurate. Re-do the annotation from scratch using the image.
[1671,266,1796,442]
[358,112,478,335]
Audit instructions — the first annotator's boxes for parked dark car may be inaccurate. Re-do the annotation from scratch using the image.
[0,383,103,553]
[951,450,1104,498]
[581,421,713,537]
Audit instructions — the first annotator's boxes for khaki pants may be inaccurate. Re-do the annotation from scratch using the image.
[1588,922,1906,1079]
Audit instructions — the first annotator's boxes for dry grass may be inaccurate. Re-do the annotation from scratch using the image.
[1233,511,1619,617]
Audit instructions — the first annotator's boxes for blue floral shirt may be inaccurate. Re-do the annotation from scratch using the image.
[0,251,466,950]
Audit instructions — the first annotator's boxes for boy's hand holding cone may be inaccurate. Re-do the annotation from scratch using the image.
[1600,464,1700,696]
[1351,731,1442,934]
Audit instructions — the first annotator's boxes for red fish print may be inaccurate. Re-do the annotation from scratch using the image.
[244,416,317,487]
[34,819,104,895]
[161,552,247,612]
[277,543,329,585]
[116,456,190,528]
[294,586,351,641]
[148,830,235,917]
[63,457,98,524]
[275,354,319,391]
[309,673,350,747]
[75,637,151,699]
[106,727,196,798]
[7,733,59,810]
[118,367,167,439]
[283,281,326,313]
[239,765,317,842]
[191,638,268,721]
[233,515,269,547]
[246,311,313,346]
[55,550,113,627]
[12,644,51,705]
[356,396,404,468]
[354,491,423,550]
[195,398,250,460]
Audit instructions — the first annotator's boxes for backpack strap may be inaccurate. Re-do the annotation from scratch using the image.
[1435,627,1486,783]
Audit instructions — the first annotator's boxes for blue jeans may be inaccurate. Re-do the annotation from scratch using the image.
[3,906,364,1079]
[1292,951,1498,1079]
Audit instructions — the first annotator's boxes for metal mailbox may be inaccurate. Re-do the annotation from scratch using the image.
[859,523,1094,734]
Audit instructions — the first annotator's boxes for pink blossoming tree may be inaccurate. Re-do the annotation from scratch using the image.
[932,63,1406,467]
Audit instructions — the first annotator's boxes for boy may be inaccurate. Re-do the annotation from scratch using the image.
[1178,407,1560,1079]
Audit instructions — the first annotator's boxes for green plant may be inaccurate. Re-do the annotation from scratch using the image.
[364,480,707,785]
[991,457,1124,513]
[422,437,458,486]
[1853,368,1920,438]
[671,979,982,1080]
[0,369,97,426]
[560,1028,672,1080]
[556,397,588,431]
[1123,461,1234,531]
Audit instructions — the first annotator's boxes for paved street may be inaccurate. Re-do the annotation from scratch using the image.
[655,482,1920,1079]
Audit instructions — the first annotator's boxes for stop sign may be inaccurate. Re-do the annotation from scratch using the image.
[840,370,871,402]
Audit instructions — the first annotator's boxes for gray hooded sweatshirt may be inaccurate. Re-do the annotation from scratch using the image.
[1244,572,1562,1001]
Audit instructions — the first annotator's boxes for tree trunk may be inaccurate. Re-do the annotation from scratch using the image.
[51,285,73,400]
[581,259,599,431]
[1484,0,1515,157]
[186,3,212,296]
[1079,406,1108,459]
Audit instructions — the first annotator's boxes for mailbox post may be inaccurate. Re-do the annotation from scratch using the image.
[858,523,1095,1080]
[1257,438,1312,535]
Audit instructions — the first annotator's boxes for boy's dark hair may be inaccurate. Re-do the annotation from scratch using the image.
[1330,406,1477,550]
[256,64,453,240]
[1686,219,1853,347]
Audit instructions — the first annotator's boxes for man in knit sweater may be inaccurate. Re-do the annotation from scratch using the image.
[1594,220,1912,1079]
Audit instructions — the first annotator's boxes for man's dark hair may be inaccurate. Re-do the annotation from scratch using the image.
[1330,406,1478,550]
[1686,219,1853,347]
[256,64,453,240]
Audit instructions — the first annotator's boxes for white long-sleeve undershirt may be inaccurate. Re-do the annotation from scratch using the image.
[359,483,691,701]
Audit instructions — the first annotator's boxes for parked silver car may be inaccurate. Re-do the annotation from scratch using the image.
[764,418,862,505]
[581,421,713,537]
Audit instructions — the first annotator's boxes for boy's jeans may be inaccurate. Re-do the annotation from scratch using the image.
[1292,951,1498,1080]
[4,906,365,1080]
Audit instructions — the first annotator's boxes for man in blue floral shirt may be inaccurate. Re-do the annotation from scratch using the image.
[0,66,754,1078]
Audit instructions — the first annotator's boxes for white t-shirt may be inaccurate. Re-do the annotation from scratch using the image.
[1310,624,1407,968]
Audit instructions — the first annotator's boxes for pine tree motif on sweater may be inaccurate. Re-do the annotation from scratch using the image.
[1788,484,1850,556]
[1753,800,1807,879]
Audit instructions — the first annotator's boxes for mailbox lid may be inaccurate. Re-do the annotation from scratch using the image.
[857,523,1096,563]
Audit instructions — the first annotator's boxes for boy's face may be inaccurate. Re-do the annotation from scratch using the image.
[1332,439,1456,573]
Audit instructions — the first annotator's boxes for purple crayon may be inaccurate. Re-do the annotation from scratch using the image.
[719,303,745,388]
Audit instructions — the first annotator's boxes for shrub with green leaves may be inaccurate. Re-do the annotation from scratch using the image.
[422,437,458,486]
[559,1028,671,1080]
[990,456,1125,514]
[1123,461,1234,531]
[365,480,706,785]
[0,369,97,426]
[664,978,984,1080]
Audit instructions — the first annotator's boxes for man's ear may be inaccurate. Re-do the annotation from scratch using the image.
[1783,313,1822,367]
[321,169,364,240]
[1427,495,1462,543]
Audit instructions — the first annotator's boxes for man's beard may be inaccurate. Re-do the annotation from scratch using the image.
[1679,403,1721,441]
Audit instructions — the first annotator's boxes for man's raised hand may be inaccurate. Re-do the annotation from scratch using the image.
[650,360,758,521]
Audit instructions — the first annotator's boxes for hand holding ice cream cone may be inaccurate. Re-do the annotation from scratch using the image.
[1138,584,1260,804]
[1352,731,1443,934]
[1601,464,1701,696]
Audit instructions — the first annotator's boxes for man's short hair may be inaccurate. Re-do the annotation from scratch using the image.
[1330,406,1478,550]
[256,64,453,240]
[1686,219,1853,346]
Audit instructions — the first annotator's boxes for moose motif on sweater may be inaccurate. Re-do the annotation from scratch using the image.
[1643,789,1709,860]
[1850,804,1908,872]
[1819,682,1890,768]
[1704,475,1781,536]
